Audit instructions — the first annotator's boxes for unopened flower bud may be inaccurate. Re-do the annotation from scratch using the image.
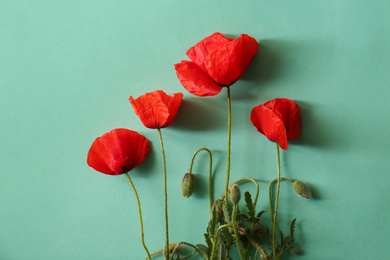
[181,173,196,198]
[292,181,312,199]
[229,184,241,204]
[163,243,183,256]
[289,246,299,255]
[235,221,247,236]
[211,199,224,221]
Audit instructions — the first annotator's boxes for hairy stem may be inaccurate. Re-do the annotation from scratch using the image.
[188,147,213,208]
[157,128,169,260]
[224,86,232,208]
[125,173,152,260]
[232,204,244,260]
[271,143,281,258]
[210,224,232,259]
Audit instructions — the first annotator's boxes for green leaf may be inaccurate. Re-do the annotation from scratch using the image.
[244,191,255,218]
[196,244,210,260]
[256,210,266,219]
[290,218,296,241]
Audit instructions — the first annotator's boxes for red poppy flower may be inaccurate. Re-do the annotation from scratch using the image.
[174,32,258,96]
[129,90,183,129]
[87,128,150,175]
[250,98,302,150]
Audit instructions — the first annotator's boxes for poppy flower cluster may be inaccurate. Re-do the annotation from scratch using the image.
[250,98,302,150]
[85,31,310,260]
[175,32,258,96]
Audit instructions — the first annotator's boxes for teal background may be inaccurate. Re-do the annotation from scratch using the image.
[1,0,389,259]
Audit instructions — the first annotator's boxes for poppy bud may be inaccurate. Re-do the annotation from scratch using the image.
[289,246,299,255]
[229,184,241,204]
[163,243,183,256]
[292,181,312,199]
[211,199,224,221]
[235,221,247,236]
[181,173,196,198]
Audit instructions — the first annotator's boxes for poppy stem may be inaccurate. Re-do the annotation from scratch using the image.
[210,224,232,259]
[224,86,232,209]
[125,173,152,260]
[157,128,170,260]
[188,147,213,208]
[270,143,281,258]
[232,204,245,260]
[220,177,260,208]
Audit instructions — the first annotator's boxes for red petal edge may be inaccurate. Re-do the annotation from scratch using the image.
[174,60,223,96]
[250,105,288,150]
[129,92,170,129]
[186,32,233,72]
[264,98,302,141]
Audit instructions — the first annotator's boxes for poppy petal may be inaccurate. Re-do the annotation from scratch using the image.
[165,92,183,127]
[186,32,233,72]
[205,34,258,86]
[174,60,223,96]
[250,105,288,150]
[264,99,302,141]
[130,92,170,129]
[87,128,150,175]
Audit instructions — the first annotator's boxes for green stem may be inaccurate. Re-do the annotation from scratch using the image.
[232,204,244,260]
[171,241,198,259]
[271,143,281,259]
[157,128,169,260]
[230,177,260,208]
[188,147,213,208]
[210,224,232,259]
[224,86,232,209]
[125,173,152,260]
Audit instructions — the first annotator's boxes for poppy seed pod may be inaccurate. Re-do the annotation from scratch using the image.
[229,184,241,204]
[292,181,312,199]
[181,173,196,198]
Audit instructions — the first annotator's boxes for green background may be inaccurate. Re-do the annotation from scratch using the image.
[1,0,389,259]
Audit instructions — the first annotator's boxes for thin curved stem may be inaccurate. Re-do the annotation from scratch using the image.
[224,86,232,208]
[271,143,281,258]
[231,178,260,208]
[232,204,244,260]
[221,178,259,205]
[268,176,294,259]
[171,241,199,259]
[125,173,152,260]
[188,147,213,208]
[210,224,232,259]
[157,128,169,260]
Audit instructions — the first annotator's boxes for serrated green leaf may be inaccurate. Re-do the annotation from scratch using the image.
[257,210,266,219]
[204,233,212,249]
[244,192,255,218]
[290,218,296,240]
